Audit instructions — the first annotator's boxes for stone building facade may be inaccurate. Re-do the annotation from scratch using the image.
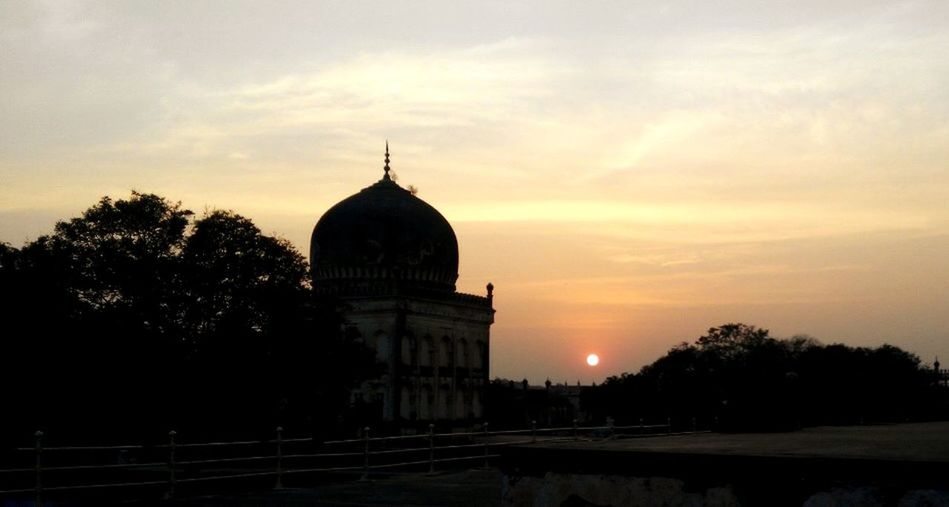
[309,146,494,429]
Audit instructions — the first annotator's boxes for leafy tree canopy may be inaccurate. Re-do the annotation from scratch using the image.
[0,192,372,444]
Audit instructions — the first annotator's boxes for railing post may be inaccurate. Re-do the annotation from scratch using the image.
[482,422,490,469]
[165,430,177,500]
[34,430,43,507]
[427,424,435,475]
[531,420,537,443]
[608,418,614,438]
[573,419,578,441]
[639,417,644,434]
[274,426,284,490]
[360,426,370,481]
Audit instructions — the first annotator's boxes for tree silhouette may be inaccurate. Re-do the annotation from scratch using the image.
[0,192,374,445]
[582,323,946,431]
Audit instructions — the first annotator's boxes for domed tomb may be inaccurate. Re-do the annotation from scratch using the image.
[310,153,459,295]
[307,144,494,428]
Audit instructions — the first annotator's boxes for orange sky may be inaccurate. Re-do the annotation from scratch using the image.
[2,1,948,383]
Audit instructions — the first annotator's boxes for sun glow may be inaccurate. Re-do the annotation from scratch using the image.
[586,353,600,367]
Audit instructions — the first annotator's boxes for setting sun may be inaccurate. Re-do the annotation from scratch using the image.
[1,1,947,387]
[586,354,600,367]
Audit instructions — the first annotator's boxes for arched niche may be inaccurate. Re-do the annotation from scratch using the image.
[401,333,416,366]
[472,390,482,418]
[420,385,433,420]
[474,341,487,370]
[456,339,469,369]
[399,386,413,420]
[439,336,453,367]
[454,389,467,419]
[347,326,364,343]
[437,386,452,419]
[372,330,390,367]
[419,335,434,367]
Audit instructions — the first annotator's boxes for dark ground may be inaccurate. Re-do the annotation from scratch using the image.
[161,469,502,507]
[501,421,949,506]
[531,421,949,461]
[21,422,949,506]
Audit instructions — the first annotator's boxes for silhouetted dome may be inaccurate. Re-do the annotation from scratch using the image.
[310,171,459,296]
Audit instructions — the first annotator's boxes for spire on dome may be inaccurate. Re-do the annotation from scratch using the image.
[383,140,391,180]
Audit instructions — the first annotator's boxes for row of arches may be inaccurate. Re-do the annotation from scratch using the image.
[355,330,487,373]
[399,385,482,420]
[399,334,487,370]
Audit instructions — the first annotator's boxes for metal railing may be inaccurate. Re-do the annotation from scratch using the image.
[0,417,709,504]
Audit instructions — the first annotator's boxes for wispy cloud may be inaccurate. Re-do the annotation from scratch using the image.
[2,1,949,382]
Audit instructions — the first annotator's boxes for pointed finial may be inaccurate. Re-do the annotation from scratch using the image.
[383,140,391,180]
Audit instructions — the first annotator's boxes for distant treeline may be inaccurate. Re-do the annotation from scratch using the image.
[582,323,948,431]
[0,192,376,449]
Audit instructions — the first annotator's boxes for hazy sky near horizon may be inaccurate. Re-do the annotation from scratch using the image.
[2,1,948,383]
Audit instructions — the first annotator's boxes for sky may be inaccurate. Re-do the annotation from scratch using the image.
[2,0,948,384]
